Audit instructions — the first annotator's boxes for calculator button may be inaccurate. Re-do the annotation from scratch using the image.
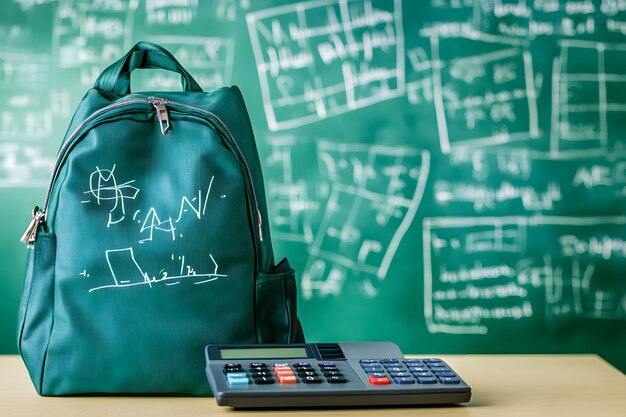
[384,366,405,373]
[394,377,416,385]
[388,371,411,378]
[430,368,454,376]
[359,359,378,364]
[253,376,275,385]
[428,363,448,369]
[422,359,443,364]
[408,366,429,373]
[403,359,422,365]
[294,362,311,367]
[440,377,461,384]
[277,375,298,384]
[249,366,267,372]
[275,370,295,377]
[417,377,438,384]
[227,376,249,386]
[302,376,323,384]
[433,372,456,378]
[223,365,243,373]
[379,359,399,364]
[321,362,335,367]
[412,372,433,378]
[249,363,267,368]
[366,372,386,378]
[274,363,290,367]
[368,376,391,385]
[296,370,318,377]
[326,376,347,383]
[250,370,271,376]
[362,367,384,374]
[226,372,247,379]
[322,370,342,377]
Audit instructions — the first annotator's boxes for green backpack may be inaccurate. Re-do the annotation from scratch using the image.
[17,41,304,396]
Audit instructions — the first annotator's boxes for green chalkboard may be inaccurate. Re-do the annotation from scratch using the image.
[1,0,625,374]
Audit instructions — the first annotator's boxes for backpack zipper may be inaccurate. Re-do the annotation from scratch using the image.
[21,96,263,244]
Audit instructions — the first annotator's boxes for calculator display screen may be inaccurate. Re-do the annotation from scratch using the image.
[220,347,308,359]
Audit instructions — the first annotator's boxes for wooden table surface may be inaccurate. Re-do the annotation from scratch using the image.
[2,354,624,417]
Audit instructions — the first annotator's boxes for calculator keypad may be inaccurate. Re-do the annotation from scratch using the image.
[223,361,348,386]
[359,358,461,385]
[222,358,460,388]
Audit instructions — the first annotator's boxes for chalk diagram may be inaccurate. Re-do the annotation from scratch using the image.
[87,247,227,293]
[423,216,626,335]
[300,142,430,298]
[430,34,539,154]
[246,0,405,130]
[551,40,626,158]
[81,165,140,227]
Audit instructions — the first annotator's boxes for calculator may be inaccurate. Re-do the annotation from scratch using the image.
[204,342,471,408]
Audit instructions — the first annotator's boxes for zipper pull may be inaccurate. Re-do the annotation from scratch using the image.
[257,209,263,242]
[151,99,170,135]
[20,206,45,244]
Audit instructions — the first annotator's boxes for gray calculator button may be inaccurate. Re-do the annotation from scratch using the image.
[389,371,410,378]
[440,377,461,384]
[417,377,438,384]
[394,377,415,384]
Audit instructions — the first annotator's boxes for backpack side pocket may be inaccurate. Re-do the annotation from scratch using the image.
[255,258,305,343]
[17,232,56,395]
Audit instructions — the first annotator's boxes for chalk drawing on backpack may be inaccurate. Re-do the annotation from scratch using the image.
[82,165,140,227]
[88,247,226,292]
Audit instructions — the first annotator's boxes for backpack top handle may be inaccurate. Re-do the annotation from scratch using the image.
[94,41,203,96]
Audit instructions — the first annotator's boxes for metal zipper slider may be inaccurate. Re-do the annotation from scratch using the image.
[151,99,170,134]
[257,209,263,242]
[20,206,45,244]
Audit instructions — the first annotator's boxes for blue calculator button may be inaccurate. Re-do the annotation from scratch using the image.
[389,371,411,378]
[394,377,415,384]
[412,372,433,378]
[227,376,249,386]
[321,362,336,367]
[408,366,429,372]
[366,372,386,378]
[428,363,447,368]
[362,366,383,373]
[359,359,378,364]
[384,366,404,372]
[440,377,461,384]
[417,377,438,384]
[432,368,452,374]
[403,359,422,365]
[433,372,456,378]
[379,359,400,364]
[422,358,442,363]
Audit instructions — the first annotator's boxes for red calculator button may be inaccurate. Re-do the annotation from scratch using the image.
[278,375,298,384]
[368,376,391,385]
[275,370,294,376]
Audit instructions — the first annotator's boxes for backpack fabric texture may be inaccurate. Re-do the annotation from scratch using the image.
[16,41,305,396]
